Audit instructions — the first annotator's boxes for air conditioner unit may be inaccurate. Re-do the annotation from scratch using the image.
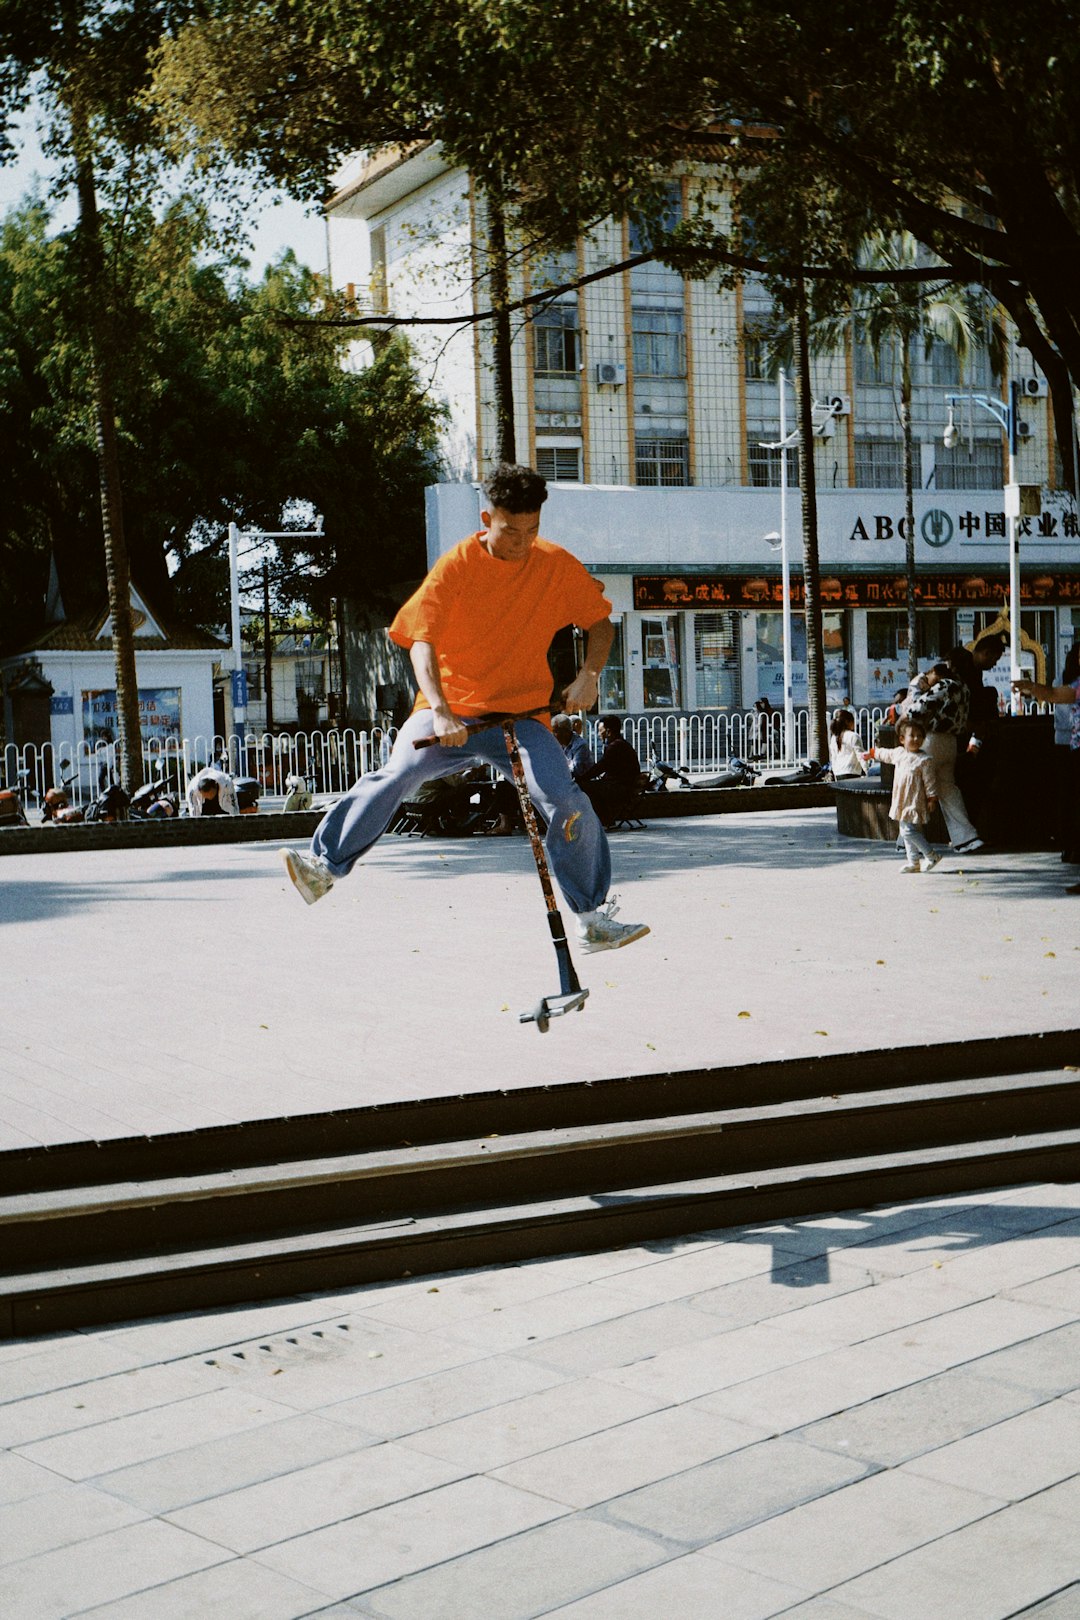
[595,360,627,387]
[1020,375,1048,398]
[812,410,836,438]
[1017,419,1034,440]
[824,394,852,417]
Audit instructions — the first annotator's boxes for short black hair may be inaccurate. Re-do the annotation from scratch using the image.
[483,463,548,513]
[600,714,623,733]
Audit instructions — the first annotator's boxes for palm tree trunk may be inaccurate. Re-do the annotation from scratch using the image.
[792,279,828,762]
[69,101,142,797]
[485,186,516,465]
[900,350,918,678]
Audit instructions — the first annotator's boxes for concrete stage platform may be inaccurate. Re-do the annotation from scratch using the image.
[0,806,1076,1154]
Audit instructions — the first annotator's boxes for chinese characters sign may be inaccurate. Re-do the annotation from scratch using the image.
[81,689,182,746]
[633,573,1080,610]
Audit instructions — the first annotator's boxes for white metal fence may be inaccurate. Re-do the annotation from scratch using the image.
[2,702,1048,810]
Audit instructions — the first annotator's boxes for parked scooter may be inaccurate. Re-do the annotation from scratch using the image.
[42,769,130,824]
[129,771,181,820]
[758,759,831,786]
[646,754,758,791]
[235,776,261,814]
[0,778,30,827]
[282,772,314,812]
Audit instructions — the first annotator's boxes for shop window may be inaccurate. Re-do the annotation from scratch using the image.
[598,619,626,712]
[693,612,741,708]
[640,614,681,707]
[854,437,904,489]
[755,611,848,707]
[635,436,689,486]
[536,446,582,482]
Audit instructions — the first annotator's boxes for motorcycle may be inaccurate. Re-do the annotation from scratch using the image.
[646,755,759,791]
[235,776,262,814]
[758,759,831,786]
[129,771,181,820]
[43,769,130,824]
[282,772,314,813]
[0,778,30,827]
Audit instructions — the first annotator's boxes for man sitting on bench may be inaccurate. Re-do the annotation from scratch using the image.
[579,716,643,829]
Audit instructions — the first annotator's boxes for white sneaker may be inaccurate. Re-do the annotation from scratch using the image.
[281,847,334,905]
[921,853,941,872]
[900,862,921,873]
[953,838,984,854]
[575,897,650,953]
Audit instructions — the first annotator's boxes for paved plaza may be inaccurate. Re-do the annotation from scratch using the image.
[1,807,1079,1615]
[0,805,1076,1148]
[1,1182,1079,1617]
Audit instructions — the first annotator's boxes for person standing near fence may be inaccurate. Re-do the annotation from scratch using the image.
[280,463,649,954]
[901,662,983,854]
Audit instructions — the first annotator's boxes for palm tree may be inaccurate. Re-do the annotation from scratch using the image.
[815,233,1004,679]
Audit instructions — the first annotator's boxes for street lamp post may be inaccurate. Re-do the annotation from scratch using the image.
[760,369,796,766]
[943,381,1024,714]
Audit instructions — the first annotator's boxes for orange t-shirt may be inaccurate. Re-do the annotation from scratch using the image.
[389,533,612,716]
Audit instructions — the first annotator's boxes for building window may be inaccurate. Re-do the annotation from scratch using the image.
[854,437,905,489]
[628,184,682,256]
[935,439,1003,490]
[854,329,900,386]
[243,664,262,701]
[635,436,689,486]
[640,614,681,707]
[747,442,799,488]
[744,321,777,382]
[533,305,578,376]
[928,338,961,388]
[632,308,686,378]
[536,446,582,482]
[693,612,741,708]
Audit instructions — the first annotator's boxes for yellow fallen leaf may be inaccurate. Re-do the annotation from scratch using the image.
[1045,951,1057,958]
[875,960,885,966]
[646,1042,656,1050]
[815,1030,829,1036]
[737,1010,751,1018]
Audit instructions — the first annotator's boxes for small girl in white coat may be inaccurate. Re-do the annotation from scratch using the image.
[869,716,942,872]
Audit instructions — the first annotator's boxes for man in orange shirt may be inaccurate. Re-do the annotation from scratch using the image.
[282,464,648,953]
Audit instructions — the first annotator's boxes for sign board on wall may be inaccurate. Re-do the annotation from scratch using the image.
[633,573,1080,611]
[81,689,182,746]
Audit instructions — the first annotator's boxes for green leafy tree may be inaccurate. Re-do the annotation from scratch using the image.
[0,0,198,787]
[0,198,442,713]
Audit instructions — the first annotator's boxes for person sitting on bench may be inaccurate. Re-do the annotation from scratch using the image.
[579,716,643,828]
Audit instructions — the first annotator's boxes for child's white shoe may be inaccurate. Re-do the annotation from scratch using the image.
[921,853,941,872]
[900,862,921,873]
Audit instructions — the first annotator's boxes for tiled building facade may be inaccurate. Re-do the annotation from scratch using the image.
[327,147,1080,715]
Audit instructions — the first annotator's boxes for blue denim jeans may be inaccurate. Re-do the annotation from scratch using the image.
[310,712,611,914]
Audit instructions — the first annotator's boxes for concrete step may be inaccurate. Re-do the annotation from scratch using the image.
[5,1124,1080,1339]
[4,1068,1080,1275]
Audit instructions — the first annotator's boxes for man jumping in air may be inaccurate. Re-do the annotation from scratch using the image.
[281,463,649,954]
